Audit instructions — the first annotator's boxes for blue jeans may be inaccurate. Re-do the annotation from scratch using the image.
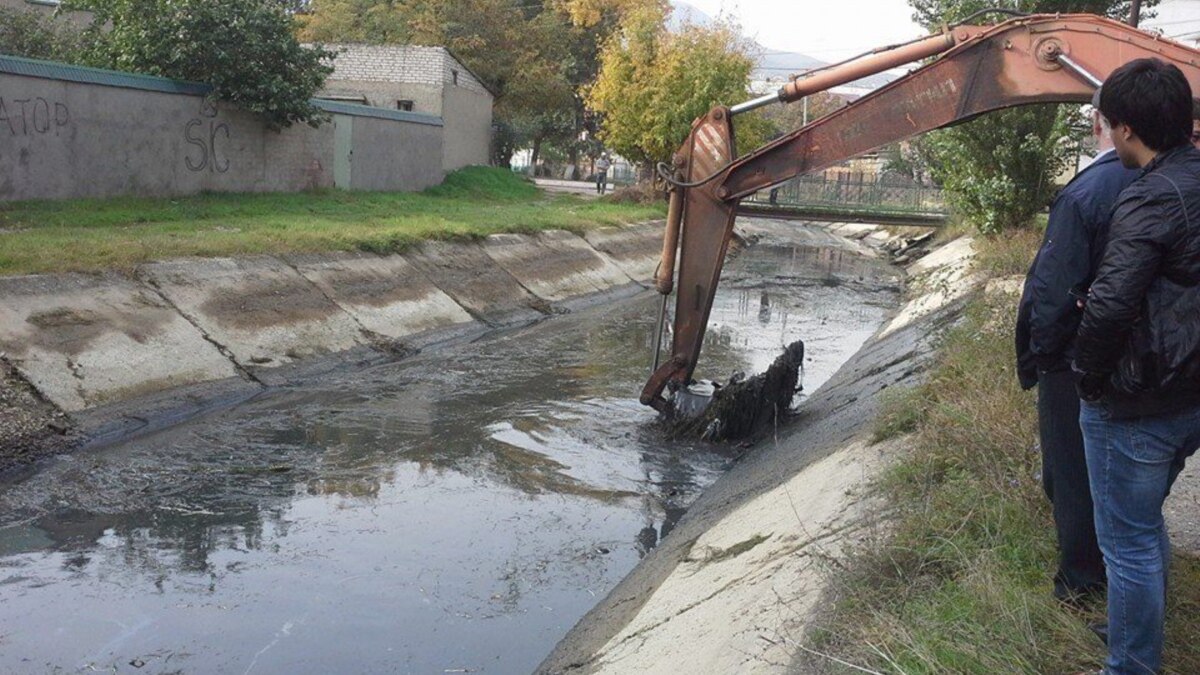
[1080,402,1200,674]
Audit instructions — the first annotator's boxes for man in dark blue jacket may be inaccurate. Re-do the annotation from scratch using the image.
[1074,58,1200,675]
[1016,94,1140,605]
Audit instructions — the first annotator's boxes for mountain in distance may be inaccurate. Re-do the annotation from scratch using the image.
[669,1,897,95]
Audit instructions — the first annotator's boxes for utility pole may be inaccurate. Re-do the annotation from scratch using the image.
[1129,0,1140,27]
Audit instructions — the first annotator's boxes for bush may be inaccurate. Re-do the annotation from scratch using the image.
[927,105,1077,234]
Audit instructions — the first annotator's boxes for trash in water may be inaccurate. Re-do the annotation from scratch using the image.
[666,339,805,441]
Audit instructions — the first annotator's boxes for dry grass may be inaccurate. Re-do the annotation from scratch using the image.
[806,232,1200,674]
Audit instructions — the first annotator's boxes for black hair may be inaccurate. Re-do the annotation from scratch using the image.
[1194,98,1200,121]
[1099,58,1193,151]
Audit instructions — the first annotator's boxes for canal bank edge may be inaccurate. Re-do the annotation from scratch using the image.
[536,227,979,674]
[0,222,666,470]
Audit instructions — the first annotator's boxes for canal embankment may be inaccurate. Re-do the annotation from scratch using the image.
[0,218,905,674]
[0,220,665,471]
[539,226,1200,674]
[536,222,970,674]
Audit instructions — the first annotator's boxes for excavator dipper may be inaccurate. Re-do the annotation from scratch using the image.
[641,11,1200,415]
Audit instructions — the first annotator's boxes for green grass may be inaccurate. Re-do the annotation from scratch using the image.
[808,232,1200,674]
[0,166,664,276]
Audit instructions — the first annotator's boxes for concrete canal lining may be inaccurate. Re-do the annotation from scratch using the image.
[582,221,665,283]
[283,251,476,346]
[0,223,662,458]
[482,230,636,305]
[0,272,239,411]
[139,256,369,369]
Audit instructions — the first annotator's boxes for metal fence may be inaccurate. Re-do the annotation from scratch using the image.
[743,171,948,218]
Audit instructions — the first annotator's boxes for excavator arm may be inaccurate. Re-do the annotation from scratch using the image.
[642,12,1200,413]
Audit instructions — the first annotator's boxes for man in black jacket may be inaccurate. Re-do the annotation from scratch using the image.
[1074,58,1200,675]
[1016,96,1140,605]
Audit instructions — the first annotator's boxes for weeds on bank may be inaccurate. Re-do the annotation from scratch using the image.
[0,166,664,276]
[806,231,1200,674]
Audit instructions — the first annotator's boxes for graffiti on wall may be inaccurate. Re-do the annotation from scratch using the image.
[183,99,231,173]
[0,97,70,136]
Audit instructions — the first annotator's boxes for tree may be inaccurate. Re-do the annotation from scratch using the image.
[586,7,766,172]
[0,7,89,62]
[64,0,334,129]
[908,0,1158,232]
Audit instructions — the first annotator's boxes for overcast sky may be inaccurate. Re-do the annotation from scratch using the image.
[680,0,1200,61]
[681,0,928,61]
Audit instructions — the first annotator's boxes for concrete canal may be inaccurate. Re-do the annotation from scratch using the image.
[0,224,899,673]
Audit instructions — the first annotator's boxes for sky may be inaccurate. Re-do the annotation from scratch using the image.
[679,0,929,62]
[680,0,1200,62]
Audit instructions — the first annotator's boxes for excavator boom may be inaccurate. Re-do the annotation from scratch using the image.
[642,13,1200,412]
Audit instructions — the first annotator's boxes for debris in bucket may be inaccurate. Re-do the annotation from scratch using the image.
[667,339,804,441]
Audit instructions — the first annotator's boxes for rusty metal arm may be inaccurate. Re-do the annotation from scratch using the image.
[642,13,1200,411]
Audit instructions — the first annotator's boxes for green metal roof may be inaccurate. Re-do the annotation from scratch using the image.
[0,54,443,126]
[0,54,212,95]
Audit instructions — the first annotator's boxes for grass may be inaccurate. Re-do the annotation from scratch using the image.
[0,166,665,276]
[805,229,1200,674]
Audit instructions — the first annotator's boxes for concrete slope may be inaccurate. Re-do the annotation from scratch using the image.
[403,240,547,327]
[482,230,635,305]
[0,272,239,411]
[139,256,368,369]
[537,228,966,675]
[285,252,477,346]
[582,222,665,283]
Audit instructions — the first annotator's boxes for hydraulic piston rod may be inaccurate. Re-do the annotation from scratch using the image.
[730,31,960,116]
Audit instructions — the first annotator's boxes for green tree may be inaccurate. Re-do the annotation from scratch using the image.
[909,0,1157,232]
[65,0,334,129]
[586,6,766,173]
[0,7,89,62]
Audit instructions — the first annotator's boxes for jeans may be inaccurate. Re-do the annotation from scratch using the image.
[1080,401,1200,674]
[596,170,608,195]
[1038,370,1105,597]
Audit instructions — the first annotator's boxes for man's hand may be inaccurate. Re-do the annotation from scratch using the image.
[1074,368,1107,402]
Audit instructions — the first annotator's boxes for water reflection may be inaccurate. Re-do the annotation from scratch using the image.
[0,241,898,674]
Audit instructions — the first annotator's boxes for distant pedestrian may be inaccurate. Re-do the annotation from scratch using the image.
[595,154,611,195]
[1074,58,1200,675]
[1016,88,1139,607]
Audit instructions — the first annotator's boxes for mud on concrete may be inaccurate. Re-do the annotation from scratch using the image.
[0,224,662,471]
[0,358,76,474]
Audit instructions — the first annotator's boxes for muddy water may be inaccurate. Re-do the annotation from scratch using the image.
[0,238,897,674]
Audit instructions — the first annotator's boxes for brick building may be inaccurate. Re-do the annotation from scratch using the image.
[315,45,495,172]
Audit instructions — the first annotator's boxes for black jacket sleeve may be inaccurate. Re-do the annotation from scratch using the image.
[1028,193,1091,366]
[1074,191,1175,375]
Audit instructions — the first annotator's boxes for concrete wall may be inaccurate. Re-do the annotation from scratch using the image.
[0,56,446,202]
[441,85,493,171]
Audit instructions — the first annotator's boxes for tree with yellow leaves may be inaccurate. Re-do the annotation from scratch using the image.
[585,5,767,175]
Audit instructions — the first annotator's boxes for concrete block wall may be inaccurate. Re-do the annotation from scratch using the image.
[0,55,446,202]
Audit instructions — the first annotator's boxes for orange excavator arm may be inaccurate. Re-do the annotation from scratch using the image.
[642,12,1200,413]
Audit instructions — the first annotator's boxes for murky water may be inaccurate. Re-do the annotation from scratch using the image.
[0,239,896,674]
